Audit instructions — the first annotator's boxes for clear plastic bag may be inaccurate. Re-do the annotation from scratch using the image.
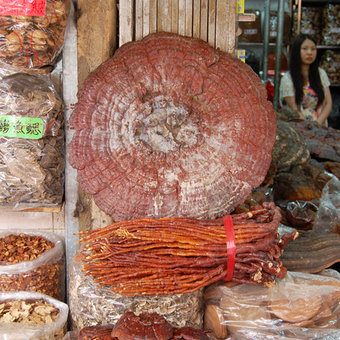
[313,176,340,234]
[69,258,204,331]
[0,0,70,76]
[322,4,340,46]
[204,270,340,339]
[0,230,65,301]
[0,291,68,340]
[62,331,78,340]
[0,73,64,208]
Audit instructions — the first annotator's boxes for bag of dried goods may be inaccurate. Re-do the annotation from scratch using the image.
[68,259,204,331]
[0,0,70,76]
[320,50,340,85]
[203,270,340,339]
[0,230,65,301]
[322,4,340,46]
[292,7,322,44]
[0,291,68,340]
[0,73,64,208]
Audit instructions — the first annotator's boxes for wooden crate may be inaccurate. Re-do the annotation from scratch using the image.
[119,0,238,54]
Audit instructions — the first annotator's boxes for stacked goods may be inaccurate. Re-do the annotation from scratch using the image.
[0,73,64,208]
[320,50,340,85]
[0,291,68,340]
[322,4,340,46]
[0,0,70,76]
[68,32,276,222]
[204,270,340,339]
[0,231,65,301]
[69,259,204,331]
[76,203,297,295]
[269,11,291,44]
[238,10,262,43]
[292,7,322,44]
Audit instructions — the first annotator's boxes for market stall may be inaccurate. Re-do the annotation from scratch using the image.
[0,1,339,339]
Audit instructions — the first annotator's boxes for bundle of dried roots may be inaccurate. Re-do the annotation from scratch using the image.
[77,202,298,296]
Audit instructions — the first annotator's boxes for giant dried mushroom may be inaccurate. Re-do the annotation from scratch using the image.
[69,32,276,221]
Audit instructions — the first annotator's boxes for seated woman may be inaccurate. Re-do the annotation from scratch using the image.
[280,33,332,126]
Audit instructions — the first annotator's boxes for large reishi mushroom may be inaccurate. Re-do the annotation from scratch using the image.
[68,32,276,221]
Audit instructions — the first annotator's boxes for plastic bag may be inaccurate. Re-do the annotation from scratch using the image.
[203,270,340,339]
[320,50,340,85]
[285,200,318,230]
[62,331,78,340]
[69,259,204,331]
[313,176,340,234]
[0,230,65,301]
[322,4,340,46]
[292,7,322,44]
[0,291,68,340]
[0,73,64,208]
[0,0,70,76]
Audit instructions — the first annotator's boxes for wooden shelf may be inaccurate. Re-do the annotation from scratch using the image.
[317,45,340,50]
[0,204,63,213]
[237,42,278,47]
[301,0,340,4]
[237,13,256,22]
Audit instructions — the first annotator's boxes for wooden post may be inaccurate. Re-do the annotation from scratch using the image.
[193,0,201,38]
[200,0,208,41]
[171,0,179,34]
[208,0,216,47]
[119,0,134,46]
[158,0,172,32]
[76,0,117,230]
[216,0,237,53]
[136,0,143,40]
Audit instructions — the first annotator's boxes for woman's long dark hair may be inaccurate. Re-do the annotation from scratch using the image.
[289,33,324,108]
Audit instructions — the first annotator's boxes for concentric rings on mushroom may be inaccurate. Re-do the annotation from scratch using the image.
[68,32,276,221]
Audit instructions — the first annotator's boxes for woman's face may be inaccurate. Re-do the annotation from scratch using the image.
[300,39,317,65]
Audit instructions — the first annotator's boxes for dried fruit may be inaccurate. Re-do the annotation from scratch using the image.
[0,232,65,300]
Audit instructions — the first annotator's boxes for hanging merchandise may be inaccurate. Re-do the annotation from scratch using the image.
[0,73,64,208]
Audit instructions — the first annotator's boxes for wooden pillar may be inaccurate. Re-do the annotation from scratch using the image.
[76,0,117,230]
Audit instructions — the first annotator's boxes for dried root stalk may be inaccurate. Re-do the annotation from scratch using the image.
[77,202,298,296]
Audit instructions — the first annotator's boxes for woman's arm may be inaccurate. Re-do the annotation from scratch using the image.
[283,96,305,119]
[317,86,332,125]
